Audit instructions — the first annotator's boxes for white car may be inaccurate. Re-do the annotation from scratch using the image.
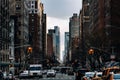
[19,70,29,79]
[47,70,56,77]
[8,74,15,80]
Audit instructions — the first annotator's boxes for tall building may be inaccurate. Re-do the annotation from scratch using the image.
[64,32,69,63]
[104,0,120,60]
[54,26,60,61]
[9,0,29,74]
[28,0,46,64]
[0,0,10,71]
[69,14,80,38]
[69,13,80,62]
[86,0,120,62]
[9,0,46,73]
[47,26,60,62]
[79,0,90,67]
[42,13,47,60]
[47,34,53,58]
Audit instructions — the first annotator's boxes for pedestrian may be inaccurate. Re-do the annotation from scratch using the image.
[0,70,3,80]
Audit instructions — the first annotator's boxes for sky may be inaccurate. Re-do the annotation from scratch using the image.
[41,0,82,61]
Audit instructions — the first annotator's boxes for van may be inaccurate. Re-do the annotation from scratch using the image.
[28,64,43,78]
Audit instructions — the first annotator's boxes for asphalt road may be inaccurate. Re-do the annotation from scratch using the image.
[17,73,75,80]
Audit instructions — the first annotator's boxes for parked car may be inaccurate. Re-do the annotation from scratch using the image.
[47,69,56,77]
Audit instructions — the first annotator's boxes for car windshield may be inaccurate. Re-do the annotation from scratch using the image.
[29,67,41,70]
[48,70,54,72]
[114,74,120,79]
[85,72,95,77]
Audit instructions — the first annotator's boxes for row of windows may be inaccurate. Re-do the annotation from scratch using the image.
[0,54,9,62]
[29,1,37,8]
[29,10,38,13]
[0,43,9,51]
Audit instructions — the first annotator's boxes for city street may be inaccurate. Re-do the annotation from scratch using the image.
[0,1,120,80]
[17,73,75,80]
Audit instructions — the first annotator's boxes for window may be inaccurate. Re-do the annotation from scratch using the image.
[16,4,21,10]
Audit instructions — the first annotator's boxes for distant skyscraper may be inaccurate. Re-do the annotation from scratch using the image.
[48,29,55,59]
[64,32,69,63]
[54,26,60,60]
[47,26,60,61]
[69,13,80,38]
[69,13,80,61]
[47,33,53,58]
[64,32,69,55]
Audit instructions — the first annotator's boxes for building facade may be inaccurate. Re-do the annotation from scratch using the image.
[104,0,120,60]
[9,0,29,74]
[47,34,53,58]
[64,32,69,64]
[54,26,60,61]
[88,0,120,60]
[0,0,10,71]
[28,0,46,64]
[69,13,80,62]
[47,26,60,63]
[81,0,120,69]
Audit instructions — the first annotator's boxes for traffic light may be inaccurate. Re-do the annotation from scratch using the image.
[88,48,94,55]
[27,47,32,53]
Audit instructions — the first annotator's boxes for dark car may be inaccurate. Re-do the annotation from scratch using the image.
[75,69,89,80]
[67,70,74,75]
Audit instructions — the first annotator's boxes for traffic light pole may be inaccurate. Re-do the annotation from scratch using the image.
[27,47,32,76]
[9,44,30,75]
